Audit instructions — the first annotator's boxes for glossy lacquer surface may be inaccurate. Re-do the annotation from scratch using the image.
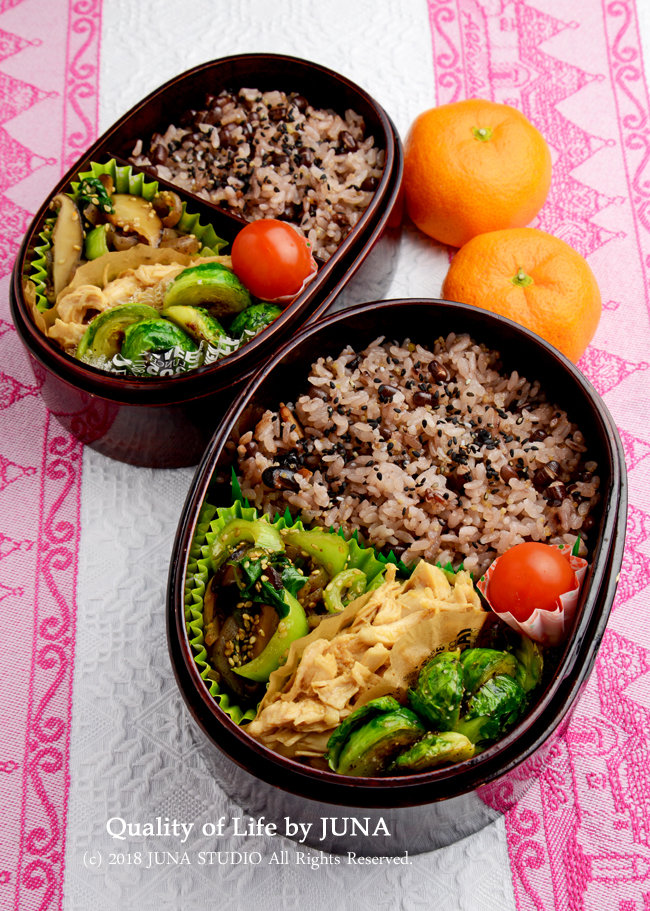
[10,54,402,467]
[166,299,627,853]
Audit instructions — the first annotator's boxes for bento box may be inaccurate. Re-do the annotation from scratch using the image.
[166,298,626,855]
[9,54,402,468]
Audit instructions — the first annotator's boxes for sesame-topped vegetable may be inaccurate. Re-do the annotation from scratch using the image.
[49,194,84,299]
[77,176,114,215]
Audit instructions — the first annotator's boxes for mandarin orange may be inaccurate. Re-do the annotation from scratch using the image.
[403,99,552,248]
[442,228,601,362]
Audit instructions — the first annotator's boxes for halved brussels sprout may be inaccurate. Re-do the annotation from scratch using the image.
[327,696,403,772]
[163,305,227,345]
[163,262,251,317]
[407,650,464,731]
[333,706,426,777]
[454,674,527,745]
[76,303,159,360]
[460,648,517,696]
[514,635,544,693]
[229,303,282,339]
[392,731,475,773]
[120,318,197,362]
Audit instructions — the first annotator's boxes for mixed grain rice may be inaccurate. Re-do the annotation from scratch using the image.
[237,334,600,578]
[129,88,384,262]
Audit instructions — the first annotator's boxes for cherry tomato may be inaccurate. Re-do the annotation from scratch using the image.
[488,542,577,621]
[231,219,316,301]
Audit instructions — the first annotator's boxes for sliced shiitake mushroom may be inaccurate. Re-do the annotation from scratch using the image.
[106,194,162,246]
[111,231,140,252]
[160,233,201,254]
[153,190,183,228]
[49,194,84,298]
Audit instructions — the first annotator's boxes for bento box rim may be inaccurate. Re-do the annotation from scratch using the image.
[10,52,399,398]
[166,297,626,800]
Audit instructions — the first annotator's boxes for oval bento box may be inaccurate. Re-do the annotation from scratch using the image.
[166,298,627,855]
[9,54,402,468]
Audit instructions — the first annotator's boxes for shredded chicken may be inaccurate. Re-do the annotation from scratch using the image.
[47,262,190,349]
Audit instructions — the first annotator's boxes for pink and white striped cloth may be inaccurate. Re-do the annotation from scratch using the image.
[0,1,99,907]
[427,1,650,905]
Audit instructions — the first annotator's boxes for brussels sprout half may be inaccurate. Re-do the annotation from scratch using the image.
[334,707,426,777]
[120,318,197,362]
[392,731,475,773]
[163,262,251,317]
[454,674,527,745]
[407,650,465,731]
[514,635,544,693]
[163,305,226,345]
[460,648,517,696]
[76,303,160,360]
[229,303,282,339]
[327,696,403,772]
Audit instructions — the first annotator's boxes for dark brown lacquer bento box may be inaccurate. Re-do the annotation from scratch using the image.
[9,54,402,468]
[167,299,626,855]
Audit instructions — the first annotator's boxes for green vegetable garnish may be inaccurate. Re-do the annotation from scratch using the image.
[77,176,114,214]
[84,223,111,260]
[323,568,367,613]
[282,526,350,576]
